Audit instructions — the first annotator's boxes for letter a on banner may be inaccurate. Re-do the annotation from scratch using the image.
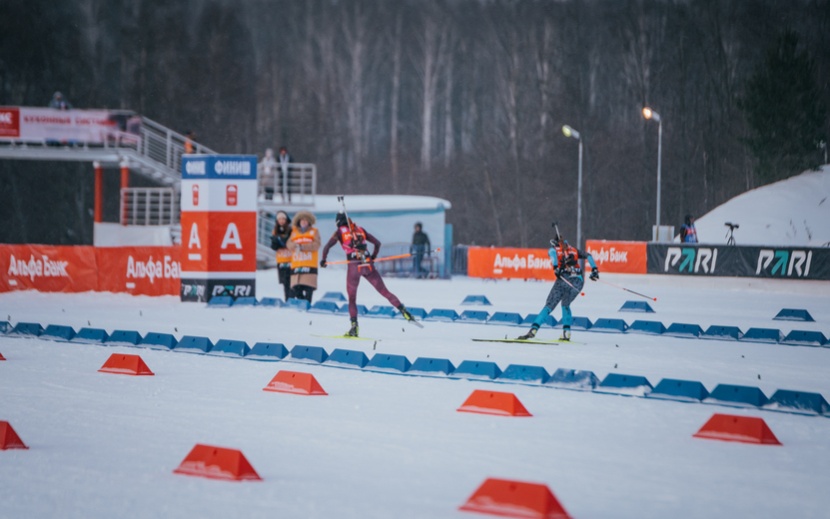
[221,223,242,250]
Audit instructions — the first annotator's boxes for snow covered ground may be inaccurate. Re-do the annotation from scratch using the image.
[2,166,830,518]
[2,269,829,519]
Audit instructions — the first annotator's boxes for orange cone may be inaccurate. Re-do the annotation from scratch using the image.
[693,413,782,445]
[98,353,154,376]
[173,444,261,481]
[0,421,29,450]
[0,352,5,360]
[262,370,328,395]
[459,477,572,518]
[457,389,532,417]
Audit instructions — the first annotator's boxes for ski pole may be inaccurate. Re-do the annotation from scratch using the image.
[596,278,657,301]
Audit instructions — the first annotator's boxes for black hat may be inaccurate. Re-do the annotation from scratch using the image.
[336,212,348,227]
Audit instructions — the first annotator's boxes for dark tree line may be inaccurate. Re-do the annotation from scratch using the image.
[1,0,828,247]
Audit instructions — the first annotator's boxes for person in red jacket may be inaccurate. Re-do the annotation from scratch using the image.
[320,212,416,337]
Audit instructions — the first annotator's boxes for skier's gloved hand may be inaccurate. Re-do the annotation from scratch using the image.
[554,267,564,278]
[590,267,599,281]
[320,259,327,268]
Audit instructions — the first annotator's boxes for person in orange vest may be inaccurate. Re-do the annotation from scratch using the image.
[270,210,293,301]
[517,236,599,342]
[319,212,416,337]
[286,210,321,304]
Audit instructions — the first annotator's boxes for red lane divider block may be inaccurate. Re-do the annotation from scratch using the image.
[173,444,262,481]
[457,389,532,417]
[0,352,5,360]
[0,421,29,450]
[262,370,328,395]
[693,413,782,445]
[459,477,572,518]
[98,353,154,376]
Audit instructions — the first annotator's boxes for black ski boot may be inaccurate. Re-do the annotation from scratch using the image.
[398,305,415,322]
[560,326,571,342]
[517,326,538,340]
[346,319,359,337]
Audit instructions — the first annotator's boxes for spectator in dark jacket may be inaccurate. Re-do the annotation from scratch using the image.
[410,222,431,278]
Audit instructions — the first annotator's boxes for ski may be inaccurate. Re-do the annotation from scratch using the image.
[311,333,381,342]
[404,318,424,329]
[472,337,582,345]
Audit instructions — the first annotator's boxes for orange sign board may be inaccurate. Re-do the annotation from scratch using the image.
[467,247,556,280]
[585,240,647,274]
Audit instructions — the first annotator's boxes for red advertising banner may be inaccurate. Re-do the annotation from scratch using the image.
[467,247,556,280]
[0,245,180,295]
[585,240,647,274]
[0,245,98,292]
[0,106,133,144]
[96,247,181,296]
[179,212,257,273]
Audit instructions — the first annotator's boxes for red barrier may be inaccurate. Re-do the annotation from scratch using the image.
[693,413,782,445]
[0,421,29,450]
[457,389,532,417]
[263,370,328,395]
[173,444,261,481]
[459,477,572,518]
[98,354,154,376]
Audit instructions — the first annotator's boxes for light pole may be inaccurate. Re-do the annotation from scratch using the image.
[642,106,662,231]
[562,125,583,247]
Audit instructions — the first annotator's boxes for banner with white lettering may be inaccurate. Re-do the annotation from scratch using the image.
[585,240,647,274]
[0,245,98,292]
[647,244,830,280]
[0,106,132,143]
[467,247,556,280]
[96,247,181,296]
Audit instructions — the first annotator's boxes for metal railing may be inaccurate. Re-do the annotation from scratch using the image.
[120,187,179,226]
[257,162,317,205]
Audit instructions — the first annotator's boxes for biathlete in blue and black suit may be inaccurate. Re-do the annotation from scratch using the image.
[518,237,599,341]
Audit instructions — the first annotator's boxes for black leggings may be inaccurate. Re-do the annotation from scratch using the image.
[292,285,315,304]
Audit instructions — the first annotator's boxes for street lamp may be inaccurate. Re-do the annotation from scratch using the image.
[642,106,662,231]
[562,124,583,247]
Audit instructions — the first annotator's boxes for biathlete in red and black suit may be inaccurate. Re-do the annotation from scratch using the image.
[319,212,416,337]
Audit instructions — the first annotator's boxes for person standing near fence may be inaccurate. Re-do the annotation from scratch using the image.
[270,210,293,301]
[410,222,431,278]
[286,210,320,304]
[277,146,293,202]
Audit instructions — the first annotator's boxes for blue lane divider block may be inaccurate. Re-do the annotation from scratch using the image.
[458,310,490,323]
[773,308,814,322]
[140,332,178,350]
[665,322,703,338]
[646,378,710,402]
[619,300,655,313]
[545,368,599,390]
[461,294,492,306]
[106,330,142,346]
[499,364,549,384]
[210,339,249,357]
[72,327,109,344]
[320,291,347,302]
[629,320,666,335]
[741,327,783,343]
[309,301,339,313]
[564,316,592,330]
[598,373,653,394]
[258,297,283,307]
[208,296,233,307]
[486,312,524,326]
[701,325,743,341]
[522,314,557,327]
[10,322,43,337]
[410,357,455,375]
[0,321,10,333]
[41,324,76,341]
[397,307,427,320]
[591,318,628,333]
[424,308,459,322]
[366,305,397,318]
[248,342,288,360]
[366,353,411,373]
[706,384,768,407]
[286,298,310,311]
[175,335,213,353]
[452,360,502,380]
[232,297,257,306]
[290,344,328,363]
[327,348,369,368]
[782,330,827,347]
[337,303,367,315]
[766,389,830,415]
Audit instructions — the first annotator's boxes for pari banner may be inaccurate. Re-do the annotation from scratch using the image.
[0,245,181,295]
[180,155,258,302]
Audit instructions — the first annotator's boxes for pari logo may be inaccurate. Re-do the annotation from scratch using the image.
[756,249,812,277]
[211,283,252,298]
[665,247,718,274]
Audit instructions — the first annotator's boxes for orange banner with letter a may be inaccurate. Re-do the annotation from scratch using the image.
[585,240,647,274]
[467,247,556,280]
